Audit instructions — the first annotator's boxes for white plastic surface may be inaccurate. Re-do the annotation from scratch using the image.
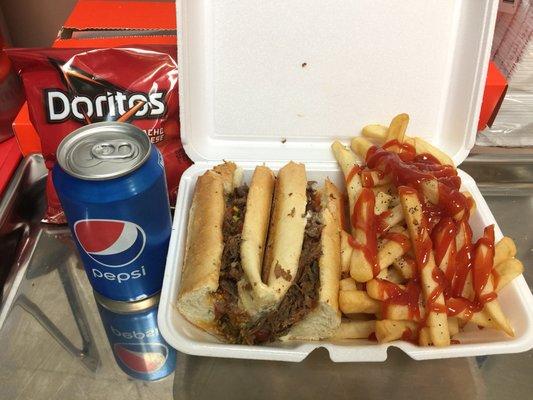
[158,0,533,362]
[178,0,498,165]
[159,165,533,361]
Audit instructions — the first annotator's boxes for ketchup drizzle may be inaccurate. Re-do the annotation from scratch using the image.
[344,141,497,345]
[432,217,457,296]
[348,188,380,277]
[366,144,467,220]
[375,210,393,234]
[472,225,495,298]
[451,220,473,298]
[378,278,421,321]
[382,231,411,252]
[361,170,375,188]
[346,165,361,185]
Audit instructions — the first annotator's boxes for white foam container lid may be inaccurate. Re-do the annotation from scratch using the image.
[159,0,533,361]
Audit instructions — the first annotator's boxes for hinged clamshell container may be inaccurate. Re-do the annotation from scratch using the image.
[159,0,533,361]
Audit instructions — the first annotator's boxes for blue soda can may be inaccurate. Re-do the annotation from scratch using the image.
[95,292,176,381]
[53,122,172,301]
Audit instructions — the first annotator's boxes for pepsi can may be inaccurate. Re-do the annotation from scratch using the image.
[95,292,176,381]
[53,122,172,301]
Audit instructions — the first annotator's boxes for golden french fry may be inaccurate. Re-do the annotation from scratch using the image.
[386,113,409,144]
[392,256,416,280]
[372,183,396,198]
[462,192,476,215]
[420,179,467,222]
[419,320,458,346]
[352,225,410,282]
[340,230,352,275]
[413,136,454,167]
[388,194,400,207]
[349,189,379,283]
[366,278,405,301]
[473,226,513,336]
[340,277,358,291]
[339,290,381,314]
[350,137,375,161]
[361,124,388,142]
[494,237,517,267]
[377,237,386,252]
[375,320,418,343]
[362,170,392,188]
[377,225,411,268]
[400,187,450,347]
[376,204,404,235]
[494,258,524,292]
[380,303,424,321]
[333,320,376,339]
[418,327,432,346]
[462,271,475,301]
[432,218,457,286]
[448,317,459,336]
[331,141,362,236]
[454,220,475,301]
[375,191,393,215]
[377,266,405,284]
[452,307,497,329]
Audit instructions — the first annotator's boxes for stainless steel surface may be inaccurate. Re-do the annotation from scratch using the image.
[461,152,533,195]
[1,154,532,399]
[0,155,47,322]
[56,122,151,180]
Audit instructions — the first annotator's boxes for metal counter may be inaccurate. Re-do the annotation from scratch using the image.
[0,154,531,400]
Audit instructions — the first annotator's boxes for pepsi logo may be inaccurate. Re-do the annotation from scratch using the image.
[114,343,168,373]
[74,219,146,268]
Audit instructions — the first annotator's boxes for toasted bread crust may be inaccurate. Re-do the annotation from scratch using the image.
[265,162,308,299]
[177,170,225,327]
[241,166,276,295]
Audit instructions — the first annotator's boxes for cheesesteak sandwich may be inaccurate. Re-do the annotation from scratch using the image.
[177,161,342,344]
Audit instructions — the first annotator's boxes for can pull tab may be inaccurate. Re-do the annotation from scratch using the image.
[91,141,136,160]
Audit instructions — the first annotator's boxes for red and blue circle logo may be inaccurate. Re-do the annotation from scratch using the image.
[74,219,146,268]
[114,343,168,373]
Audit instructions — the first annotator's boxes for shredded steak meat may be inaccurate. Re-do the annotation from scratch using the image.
[240,184,323,344]
[214,183,323,345]
[213,185,250,342]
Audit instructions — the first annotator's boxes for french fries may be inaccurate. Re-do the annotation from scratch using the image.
[392,255,416,279]
[494,258,524,292]
[331,113,525,348]
[400,187,450,346]
[333,320,376,340]
[472,226,513,336]
[375,320,418,343]
[375,191,393,215]
[331,141,362,230]
[350,137,374,161]
[494,237,517,267]
[361,124,388,142]
[413,137,454,167]
[340,277,358,291]
[377,266,404,284]
[386,113,409,145]
[339,290,380,314]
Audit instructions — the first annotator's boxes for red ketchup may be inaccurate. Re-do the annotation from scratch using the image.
[348,188,380,277]
[345,141,495,345]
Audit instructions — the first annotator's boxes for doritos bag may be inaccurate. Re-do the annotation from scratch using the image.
[8,46,191,223]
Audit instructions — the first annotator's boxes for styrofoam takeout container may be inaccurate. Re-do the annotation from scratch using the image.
[159,0,533,361]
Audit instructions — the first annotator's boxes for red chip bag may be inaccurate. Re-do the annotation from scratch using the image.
[8,46,191,223]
